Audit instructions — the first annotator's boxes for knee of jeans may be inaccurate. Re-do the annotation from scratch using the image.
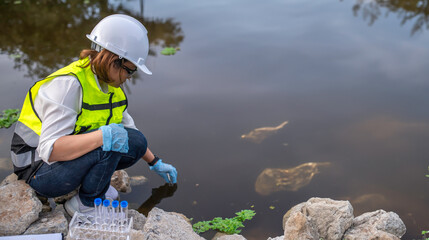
[126,128,148,157]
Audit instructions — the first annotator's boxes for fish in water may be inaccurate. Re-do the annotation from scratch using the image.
[255,162,331,195]
[241,121,288,143]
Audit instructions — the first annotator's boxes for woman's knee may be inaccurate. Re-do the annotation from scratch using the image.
[126,128,148,157]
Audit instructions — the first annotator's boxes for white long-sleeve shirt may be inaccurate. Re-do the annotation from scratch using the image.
[34,75,137,164]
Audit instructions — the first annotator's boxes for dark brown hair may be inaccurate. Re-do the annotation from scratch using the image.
[79,49,123,83]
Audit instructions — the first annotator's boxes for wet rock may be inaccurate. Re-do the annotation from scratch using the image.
[241,121,288,143]
[255,162,330,195]
[343,210,406,240]
[111,170,131,193]
[0,173,17,187]
[143,207,204,240]
[0,180,42,236]
[24,210,68,236]
[129,209,147,231]
[212,232,247,240]
[283,198,354,240]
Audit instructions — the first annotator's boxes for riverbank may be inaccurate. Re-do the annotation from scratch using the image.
[0,172,406,239]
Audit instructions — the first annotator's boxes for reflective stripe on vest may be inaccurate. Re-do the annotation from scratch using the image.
[11,57,127,181]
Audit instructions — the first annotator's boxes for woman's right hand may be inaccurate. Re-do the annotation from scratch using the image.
[100,123,129,153]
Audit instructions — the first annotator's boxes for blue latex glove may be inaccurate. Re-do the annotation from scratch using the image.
[100,123,129,153]
[150,160,178,184]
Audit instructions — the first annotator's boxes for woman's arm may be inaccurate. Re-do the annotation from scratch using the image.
[143,148,156,163]
[48,130,103,162]
[35,76,83,164]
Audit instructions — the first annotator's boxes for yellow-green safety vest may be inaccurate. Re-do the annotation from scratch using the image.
[11,57,128,182]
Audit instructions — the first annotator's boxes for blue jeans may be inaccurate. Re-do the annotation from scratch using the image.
[29,128,147,207]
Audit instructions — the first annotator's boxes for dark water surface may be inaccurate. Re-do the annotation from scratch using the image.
[1,0,429,239]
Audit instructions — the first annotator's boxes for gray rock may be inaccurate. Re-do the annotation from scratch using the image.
[0,173,18,187]
[111,170,131,193]
[131,229,147,239]
[0,180,42,236]
[129,209,147,231]
[343,210,406,240]
[283,198,354,240]
[143,207,204,240]
[267,236,284,240]
[284,209,319,240]
[24,210,68,236]
[212,233,247,240]
[56,204,72,223]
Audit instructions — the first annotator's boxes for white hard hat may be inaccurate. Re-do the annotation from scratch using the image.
[87,14,152,75]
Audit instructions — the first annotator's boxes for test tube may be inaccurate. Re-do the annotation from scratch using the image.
[94,198,102,218]
[94,198,102,230]
[111,200,119,225]
[120,201,128,226]
[103,199,111,225]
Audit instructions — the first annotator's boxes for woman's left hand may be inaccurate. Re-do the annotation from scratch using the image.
[150,159,178,184]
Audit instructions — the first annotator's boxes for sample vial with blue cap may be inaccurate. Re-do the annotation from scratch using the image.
[102,199,111,224]
[111,200,119,225]
[120,200,128,225]
[94,198,102,223]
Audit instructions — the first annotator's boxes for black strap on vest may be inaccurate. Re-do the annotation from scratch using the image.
[82,100,127,111]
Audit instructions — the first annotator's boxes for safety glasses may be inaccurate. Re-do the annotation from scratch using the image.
[122,65,138,76]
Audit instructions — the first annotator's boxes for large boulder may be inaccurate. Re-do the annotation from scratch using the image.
[24,210,68,236]
[143,207,204,240]
[283,198,354,240]
[0,180,42,235]
[343,210,406,240]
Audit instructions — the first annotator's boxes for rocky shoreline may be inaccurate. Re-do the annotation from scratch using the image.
[0,171,406,239]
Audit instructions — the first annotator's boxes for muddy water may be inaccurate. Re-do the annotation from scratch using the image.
[1,0,429,239]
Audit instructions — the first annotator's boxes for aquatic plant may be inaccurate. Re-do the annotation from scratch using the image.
[161,47,180,56]
[422,230,429,240]
[192,209,255,235]
[0,109,19,129]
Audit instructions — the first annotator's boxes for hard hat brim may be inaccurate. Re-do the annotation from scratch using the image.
[137,63,152,75]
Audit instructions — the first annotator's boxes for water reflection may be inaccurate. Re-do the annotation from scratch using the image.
[137,183,178,216]
[255,162,331,195]
[129,175,148,186]
[347,193,389,215]
[352,0,429,35]
[0,1,184,79]
[241,121,288,144]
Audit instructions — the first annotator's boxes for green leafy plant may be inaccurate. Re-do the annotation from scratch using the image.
[192,209,256,235]
[0,109,20,129]
[423,230,429,240]
[160,47,180,56]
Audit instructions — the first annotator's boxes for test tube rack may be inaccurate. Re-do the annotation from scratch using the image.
[67,212,133,240]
